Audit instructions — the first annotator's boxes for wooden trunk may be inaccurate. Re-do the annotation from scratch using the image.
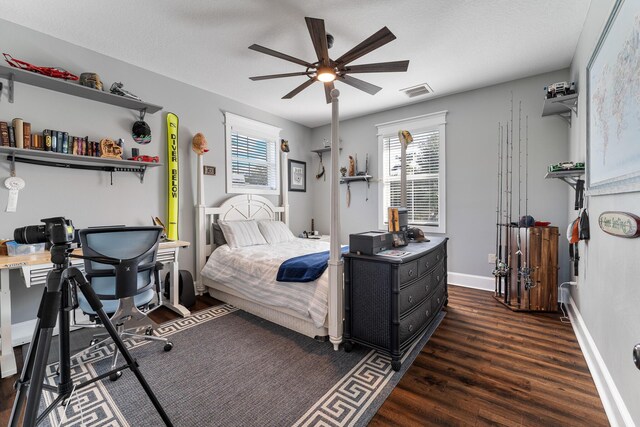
[502,226,558,312]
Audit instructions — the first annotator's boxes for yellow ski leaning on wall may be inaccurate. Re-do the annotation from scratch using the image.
[166,112,179,241]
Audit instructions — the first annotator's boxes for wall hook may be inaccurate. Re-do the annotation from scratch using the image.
[139,108,147,121]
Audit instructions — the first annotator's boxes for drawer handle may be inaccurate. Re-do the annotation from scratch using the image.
[424,261,430,268]
[437,297,441,304]
[437,275,440,282]
[425,284,430,292]
[426,310,430,318]
[437,254,441,260]
[408,269,414,277]
[408,324,413,332]
[408,295,413,304]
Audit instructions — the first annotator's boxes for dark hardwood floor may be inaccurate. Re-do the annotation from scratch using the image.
[1,287,607,426]
[370,285,609,426]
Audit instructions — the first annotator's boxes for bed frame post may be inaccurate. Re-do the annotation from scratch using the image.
[328,88,343,351]
[281,151,290,226]
[195,154,206,293]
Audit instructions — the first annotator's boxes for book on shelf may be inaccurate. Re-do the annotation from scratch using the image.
[8,125,15,147]
[0,122,8,146]
[13,118,24,149]
[23,122,31,149]
[43,129,52,151]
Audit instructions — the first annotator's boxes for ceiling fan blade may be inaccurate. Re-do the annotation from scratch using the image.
[343,60,409,74]
[334,27,396,66]
[250,72,312,81]
[282,78,316,99]
[339,75,382,95]
[324,82,335,104]
[249,44,313,68]
[305,17,330,67]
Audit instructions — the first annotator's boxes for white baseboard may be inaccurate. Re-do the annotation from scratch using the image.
[447,272,494,292]
[567,296,635,427]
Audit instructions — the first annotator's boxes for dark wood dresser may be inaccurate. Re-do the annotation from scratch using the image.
[343,237,448,371]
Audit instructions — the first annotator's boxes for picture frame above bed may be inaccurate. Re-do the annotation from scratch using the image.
[288,159,307,192]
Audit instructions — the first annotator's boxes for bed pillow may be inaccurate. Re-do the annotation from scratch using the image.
[212,222,227,247]
[218,220,267,249]
[257,220,296,244]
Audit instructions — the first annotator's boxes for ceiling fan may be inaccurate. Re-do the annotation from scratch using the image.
[248,17,409,103]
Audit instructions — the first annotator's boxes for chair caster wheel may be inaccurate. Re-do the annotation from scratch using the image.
[391,360,401,372]
[145,326,153,336]
[109,371,122,382]
[90,338,100,346]
[344,341,353,353]
[164,342,173,352]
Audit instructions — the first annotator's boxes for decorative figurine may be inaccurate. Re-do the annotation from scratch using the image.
[348,155,355,176]
[192,132,209,155]
[99,138,123,159]
[110,82,141,101]
[340,166,347,177]
[281,139,290,153]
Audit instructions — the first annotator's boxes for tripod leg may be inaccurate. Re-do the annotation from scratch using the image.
[75,276,173,426]
[23,328,55,427]
[9,317,42,427]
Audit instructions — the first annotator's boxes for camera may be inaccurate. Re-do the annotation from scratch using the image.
[14,217,75,246]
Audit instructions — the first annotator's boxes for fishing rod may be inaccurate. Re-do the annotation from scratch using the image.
[493,123,506,296]
[522,115,533,291]
[516,101,523,306]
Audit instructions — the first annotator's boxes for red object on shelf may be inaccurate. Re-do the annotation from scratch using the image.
[3,53,79,81]
[129,155,159,163]
[535,221,551,227]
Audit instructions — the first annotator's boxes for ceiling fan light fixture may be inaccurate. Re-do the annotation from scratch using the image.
[316,67,336,82]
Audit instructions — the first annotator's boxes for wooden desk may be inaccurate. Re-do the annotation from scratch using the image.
[0,239,190,378]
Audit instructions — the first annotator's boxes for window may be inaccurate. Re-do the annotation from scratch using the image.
[377,111,447,233]
[225,112,281,195]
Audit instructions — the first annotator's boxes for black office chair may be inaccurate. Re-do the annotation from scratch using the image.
[74,226,173,380]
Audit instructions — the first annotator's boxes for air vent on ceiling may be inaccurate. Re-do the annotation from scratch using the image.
[400,83,433,98]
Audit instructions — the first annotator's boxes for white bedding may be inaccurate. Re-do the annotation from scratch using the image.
[200,239,331,328]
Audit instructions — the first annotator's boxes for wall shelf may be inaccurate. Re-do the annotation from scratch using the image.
[0,64,163,114]
[311,146,341,160]
[545,169,584,189]
[541,93,578,126]
[340,174,372,184]
[0,146,162,183]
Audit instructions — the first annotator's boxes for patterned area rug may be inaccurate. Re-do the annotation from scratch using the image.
[38,305,444,426]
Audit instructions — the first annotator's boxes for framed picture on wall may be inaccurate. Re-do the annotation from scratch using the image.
[587,0,640,195]
[288,159,306,192]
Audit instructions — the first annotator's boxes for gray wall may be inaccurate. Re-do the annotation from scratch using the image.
[569,0,640,423]
[310,71,570,278]
[0,19,314,324]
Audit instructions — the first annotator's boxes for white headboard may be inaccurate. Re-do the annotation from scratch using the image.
[195,194,287,292]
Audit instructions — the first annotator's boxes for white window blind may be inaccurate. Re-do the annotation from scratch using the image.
[382,130,440,225]
[225,113,281,195]
[377,111,447,233]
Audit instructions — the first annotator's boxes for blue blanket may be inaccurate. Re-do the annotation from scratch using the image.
[277,246,349,283]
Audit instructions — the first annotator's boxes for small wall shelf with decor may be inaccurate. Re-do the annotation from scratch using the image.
[545,169,584,189]
[0,146,162,184]
[541,93,578,126]
[340,175,372,184]
[310,146,341,161]
[0,63,163,114]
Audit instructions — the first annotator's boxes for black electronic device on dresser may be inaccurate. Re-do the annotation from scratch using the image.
[343,237,448,371]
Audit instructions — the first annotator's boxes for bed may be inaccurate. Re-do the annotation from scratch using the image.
[195,152,344,347]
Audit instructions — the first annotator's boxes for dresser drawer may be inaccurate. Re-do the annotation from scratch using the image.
[398,260,418,285]
[399,272,437,315]
[432,285,446,313]
[399,297,432,345]
[418,244,445,277]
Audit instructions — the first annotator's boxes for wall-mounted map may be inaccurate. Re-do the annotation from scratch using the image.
[588,0,640,193]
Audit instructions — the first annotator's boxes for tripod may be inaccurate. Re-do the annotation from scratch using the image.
[9,243,173,427]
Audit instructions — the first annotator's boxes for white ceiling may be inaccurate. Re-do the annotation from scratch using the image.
[2,0,590,128]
